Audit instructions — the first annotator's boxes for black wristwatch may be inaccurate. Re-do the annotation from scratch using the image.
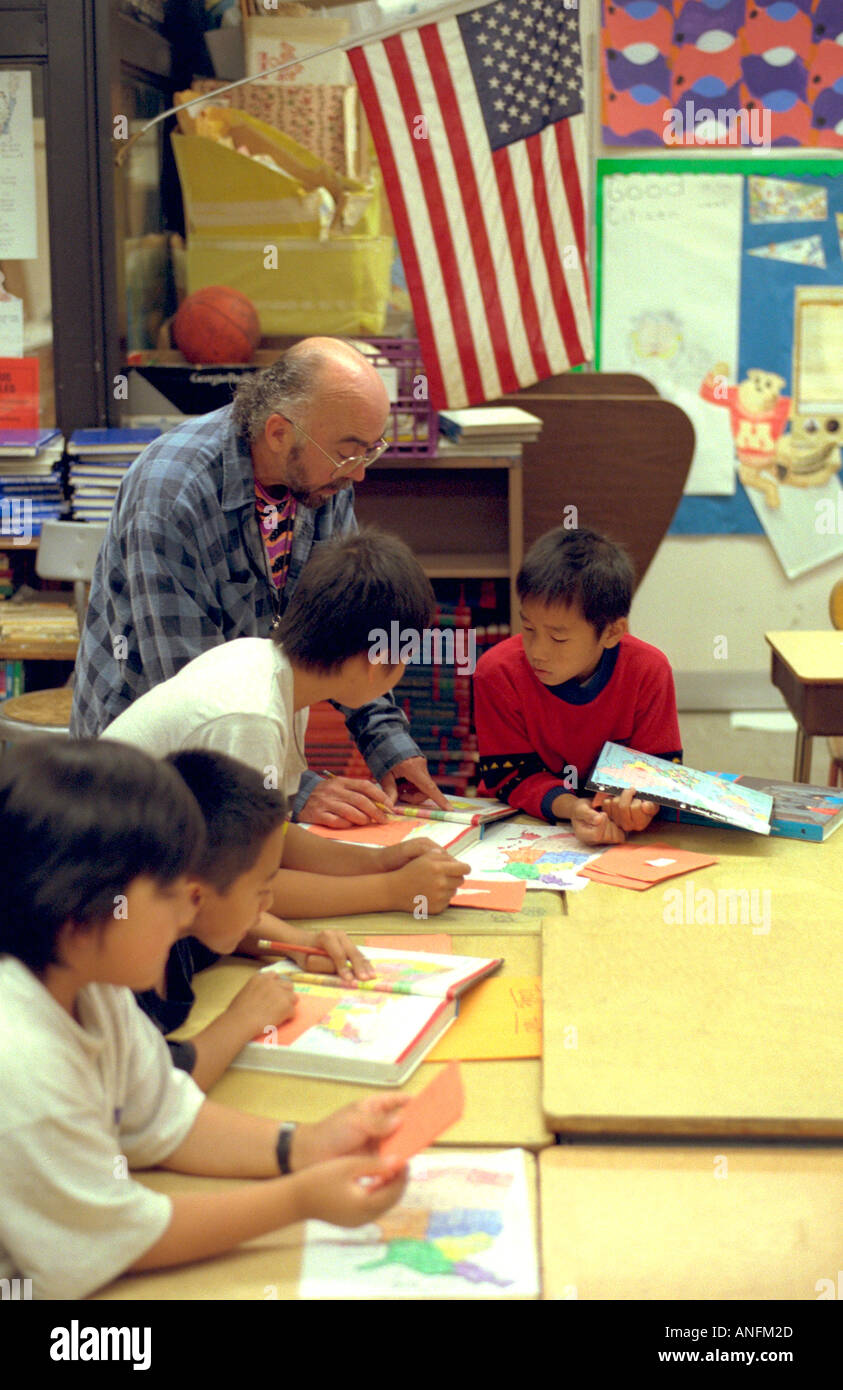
[275,1121,297,1175]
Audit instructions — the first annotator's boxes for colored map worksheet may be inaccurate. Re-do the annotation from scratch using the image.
[299,1148,538,1299]
[462,820,603,891]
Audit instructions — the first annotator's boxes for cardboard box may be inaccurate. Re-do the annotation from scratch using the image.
[184,235,393,336]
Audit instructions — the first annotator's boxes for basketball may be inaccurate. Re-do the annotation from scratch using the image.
[172,287,261,364]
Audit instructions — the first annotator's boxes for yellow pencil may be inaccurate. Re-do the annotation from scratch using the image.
[319,768,398,818]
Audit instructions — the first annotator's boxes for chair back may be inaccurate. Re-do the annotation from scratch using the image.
[35,521,107,584]
[35,521,108,633]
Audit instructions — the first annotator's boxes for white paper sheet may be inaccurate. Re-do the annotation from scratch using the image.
[0,72,37,259]
[600,172,744,496]
[299,1148,538,1299]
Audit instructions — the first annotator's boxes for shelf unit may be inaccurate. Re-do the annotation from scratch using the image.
[354,452,524,629]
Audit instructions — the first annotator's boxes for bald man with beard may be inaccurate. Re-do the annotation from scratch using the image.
[71,338,448,827]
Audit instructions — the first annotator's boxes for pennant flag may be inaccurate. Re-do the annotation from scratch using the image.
[748,236,826,269]
[349,0,593,409]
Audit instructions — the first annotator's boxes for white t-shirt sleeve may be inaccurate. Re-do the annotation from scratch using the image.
[0,982,205,1300]
[0,1114,177,1300]
[183,712,286,781]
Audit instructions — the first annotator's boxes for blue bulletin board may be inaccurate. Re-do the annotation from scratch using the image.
[596,158,843,557]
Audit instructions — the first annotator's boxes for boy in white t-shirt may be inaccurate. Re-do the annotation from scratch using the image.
[102,529,469,919]
[0,739,407,1300]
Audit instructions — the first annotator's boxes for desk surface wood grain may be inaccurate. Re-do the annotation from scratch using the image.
[543,823,843,1136]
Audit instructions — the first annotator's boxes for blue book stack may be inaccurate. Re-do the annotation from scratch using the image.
[68,428,161,521]
[0,429,65,541]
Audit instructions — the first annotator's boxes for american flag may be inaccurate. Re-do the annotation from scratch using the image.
[349,0,593,409]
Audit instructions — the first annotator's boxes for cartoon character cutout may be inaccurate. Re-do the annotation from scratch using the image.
[701,363,791,507]
[701,364,842,506]
[774,412,841,489]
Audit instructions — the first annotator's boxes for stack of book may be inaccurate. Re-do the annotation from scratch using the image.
[393,582,510,795]
[0,429,65,541]
[0,551,13,600]
[0,601,78,653]
[438,407,542,452]
[0,659,24,702]
[68,428,161,521]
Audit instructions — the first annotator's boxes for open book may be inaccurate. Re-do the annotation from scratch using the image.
[390,794,516,828]
[231,947,503,1086]
[586,743,774,835]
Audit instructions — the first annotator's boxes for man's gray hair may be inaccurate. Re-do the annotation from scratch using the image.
[231,351,321,443]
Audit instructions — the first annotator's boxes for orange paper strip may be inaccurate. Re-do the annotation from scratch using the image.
[427,976,542,1061]
[380,1061,464,1163]
[364,934,453,953]
[305,821,412,845]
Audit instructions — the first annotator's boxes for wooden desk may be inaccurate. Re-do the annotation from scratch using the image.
[543,824,843,1137]
[174,928,553,1150]
[766,630,843,781]
[540,1144,843,1301]
[290,890,556,939]
[93,1152,539,1301]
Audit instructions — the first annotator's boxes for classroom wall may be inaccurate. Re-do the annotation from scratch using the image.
[632,535,837,709]
[578,6,842,711]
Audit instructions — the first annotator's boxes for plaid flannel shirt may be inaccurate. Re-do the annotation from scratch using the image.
[70,406,419,812]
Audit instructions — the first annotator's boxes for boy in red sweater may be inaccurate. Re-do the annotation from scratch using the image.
[473,527,682,846]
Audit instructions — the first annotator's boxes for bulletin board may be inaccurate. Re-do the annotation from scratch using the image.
[596,157,843,579]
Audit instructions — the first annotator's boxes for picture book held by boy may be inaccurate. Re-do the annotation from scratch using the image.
[299,1147,539,1300]
[586,743,774,836]
[231,947,503,1086]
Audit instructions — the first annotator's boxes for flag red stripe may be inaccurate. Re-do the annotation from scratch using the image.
[525,133,584,366]
[555,120,591,306]
[347,46,447,409]
[491,146,552,383]
[383,34,484,405]
[419,25,519,397]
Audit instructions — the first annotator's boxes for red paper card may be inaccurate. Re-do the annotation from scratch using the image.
[581,843,717,889]
[380,1061,464,1163]
[450,879,527,911]
[252,993,334,1046]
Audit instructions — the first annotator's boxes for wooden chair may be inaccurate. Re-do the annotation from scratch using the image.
[828,577,843,786]
[498,380,694,586]
[0,521,107,750]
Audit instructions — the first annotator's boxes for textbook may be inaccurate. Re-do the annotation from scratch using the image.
[390,794,517,829]
[586,742,774,836]
[663,773,843,842]
[0,428,61,456]
[438,406,542,441]
[67,427,160,455]
[231,947,503,1085]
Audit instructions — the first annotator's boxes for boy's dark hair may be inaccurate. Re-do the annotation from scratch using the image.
[516,527,635,633]
[0,739,205,975]
[275,527,434,672]
[166,749,287,893]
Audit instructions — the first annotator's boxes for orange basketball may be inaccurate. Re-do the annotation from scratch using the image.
[172,287,261,364]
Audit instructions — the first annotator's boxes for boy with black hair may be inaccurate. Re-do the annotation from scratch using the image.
[141,748,374,1091]
[0,740,407,1300]
[103,529,469,917]
[474,527,682,846]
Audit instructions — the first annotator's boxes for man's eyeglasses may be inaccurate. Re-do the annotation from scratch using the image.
[284,417,389,477]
